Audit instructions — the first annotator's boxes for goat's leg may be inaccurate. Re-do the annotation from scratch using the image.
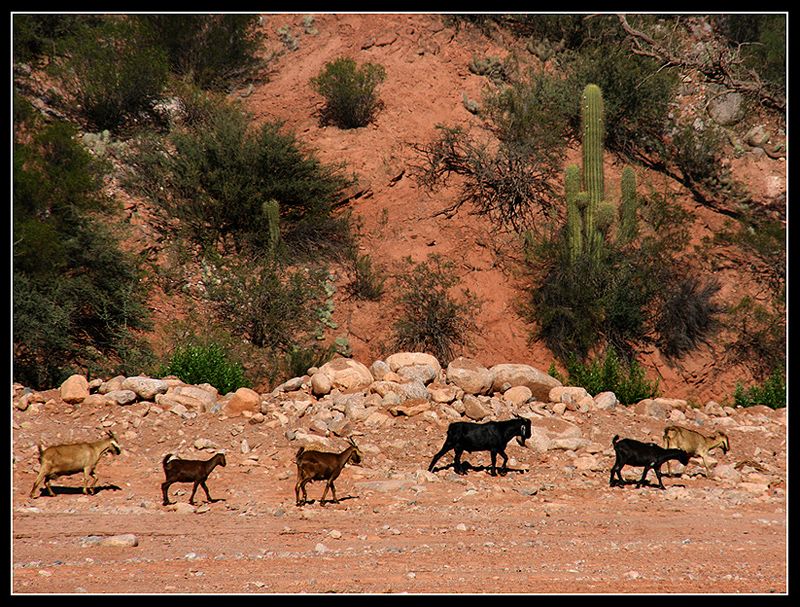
[87,468,99,495]
[82,468,92,495]
[453,449,466,474]
[320,481,332,504]
[498,449,509,475]
[636,465,652,488]
[489,451,498,476]
[30,472,46,498]
[162,481,174,505]
[701,455,711,477]
[201,480,218,502]
[428,442,452,472]
[610,462,622,487]
[654,465,667,490]
[44,477,56,496]
[189,481,200,505]
[329,481,338,503]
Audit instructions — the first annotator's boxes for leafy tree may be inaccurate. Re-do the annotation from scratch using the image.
[13,113,151,388]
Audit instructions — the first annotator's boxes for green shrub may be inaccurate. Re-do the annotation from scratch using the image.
[391,254,480,364]
[311,57,386,128]
[733,368,786,409]
[13,14,99,64]
[137,14,262,90]
[348,253,386,300]
[724,296,786,381]
[283,344,336,380]
[161,342,249,395]
[668,122,729,189]
[131,99,354,257]
[562,347,660,405]
[13,116,151,388]
[59,18,169,132]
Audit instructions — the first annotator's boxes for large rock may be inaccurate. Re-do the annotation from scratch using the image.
[318,358,374,391]
[121,376,168,400]
[158,385,218,413]
[489,363,561,401]
[225,387,261,416]
[60,374,89,404]
[549,386,589,404]
[463,394,490,420]
[386,352,442,375]
[446,357,493,395]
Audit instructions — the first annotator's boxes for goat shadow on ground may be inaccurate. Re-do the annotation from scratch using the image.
[301,495,359,506]
[611,478,686,489]
[430,461,528,475]
[34,483,122,497]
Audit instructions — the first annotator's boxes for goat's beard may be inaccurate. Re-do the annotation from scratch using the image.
[516,436,526,447]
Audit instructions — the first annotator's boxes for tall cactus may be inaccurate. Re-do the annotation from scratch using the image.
[565,164,583,264]
[616,166,639,246]
[262,198,281,255]
[581,84,605,261]
[563,83,638,264]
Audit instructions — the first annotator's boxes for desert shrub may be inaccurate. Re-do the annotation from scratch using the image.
[724,296,786,381]
[562,347,660,405]
[13,14,100,64]
[733,368,786,409]
[311,57,386,128]
[348,253,386,301]
[129,99,354,257]
[13,116,151,388]
[202,255,328,354]
[391,255,480,364]
[668,121,730,189]
[160,342,249,395]
[564,43,677,162]
[58,18,169,132]
[137,14,262,90]
[715,14,786,92]
[655,275,722,360]
[283,343,336,380]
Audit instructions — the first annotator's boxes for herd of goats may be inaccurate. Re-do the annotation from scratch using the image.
[25,416,731,506]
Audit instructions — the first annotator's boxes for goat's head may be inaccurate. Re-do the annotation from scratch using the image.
[215,452,228,467]
[106,431,122,455]
[713,431,730,454]
[676,450,690,466]
[347,437,363,465]
[513,414,532,447]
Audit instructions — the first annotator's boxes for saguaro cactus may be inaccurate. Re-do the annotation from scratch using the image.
[564,84,638,263]
[262,198,281,254]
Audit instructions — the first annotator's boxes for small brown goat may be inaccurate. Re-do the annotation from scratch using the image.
[294,437,362,506]
[161,452,227,506]
[30,431,121,498]
[663,425,730,477]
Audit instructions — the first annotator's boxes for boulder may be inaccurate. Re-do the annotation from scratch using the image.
[463,394,490,420]
[503,385,533,407]
[104,390,137,406]
[121,376,168,400]
[318,358,374,391]
[225,387,261,416]
[446,357,493,395]
[60,374,89,404]
[490,363,561,401]
[549,386,590,404]
[310,372,333,397]
[386,352,442,375]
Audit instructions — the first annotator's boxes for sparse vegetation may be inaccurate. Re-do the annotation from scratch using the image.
[391,255,480,364]
[311,57,386,128]
[556,347,660,405]
[733,367,786,409]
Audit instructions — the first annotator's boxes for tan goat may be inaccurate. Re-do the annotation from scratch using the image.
[662,425,730,477]
[29,431,122,498]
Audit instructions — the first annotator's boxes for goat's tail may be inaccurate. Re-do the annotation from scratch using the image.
[162,453,174,469]
[294,447,305,463]
[611,434,620,446]
[36,444,43,462]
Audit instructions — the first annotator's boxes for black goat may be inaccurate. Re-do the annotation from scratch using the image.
[428,416,532,476]
[609,435,689,490]
[161,452,227,506]
[295,437,362,506]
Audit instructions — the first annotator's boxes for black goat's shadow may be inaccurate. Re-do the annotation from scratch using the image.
[300,495,359,506]
[610,478,686,489]
[33,483,122,497]
[430,460,527,476]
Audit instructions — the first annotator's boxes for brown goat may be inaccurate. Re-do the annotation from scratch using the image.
[30,431,122,498]
[663,425,730,477]
[161,452,227,506]
[294,437,362,506]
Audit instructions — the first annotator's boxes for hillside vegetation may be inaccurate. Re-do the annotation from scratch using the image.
[12,13,786,407]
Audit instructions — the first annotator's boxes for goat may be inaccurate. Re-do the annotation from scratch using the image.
[30,430,121,498]
[295,437,362,506]
[161,452,227,506]
[663,425,730,477]
[609,435,690,490]
[428,415,532,476]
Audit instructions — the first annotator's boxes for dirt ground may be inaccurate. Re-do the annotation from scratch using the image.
[11,391,787,596]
